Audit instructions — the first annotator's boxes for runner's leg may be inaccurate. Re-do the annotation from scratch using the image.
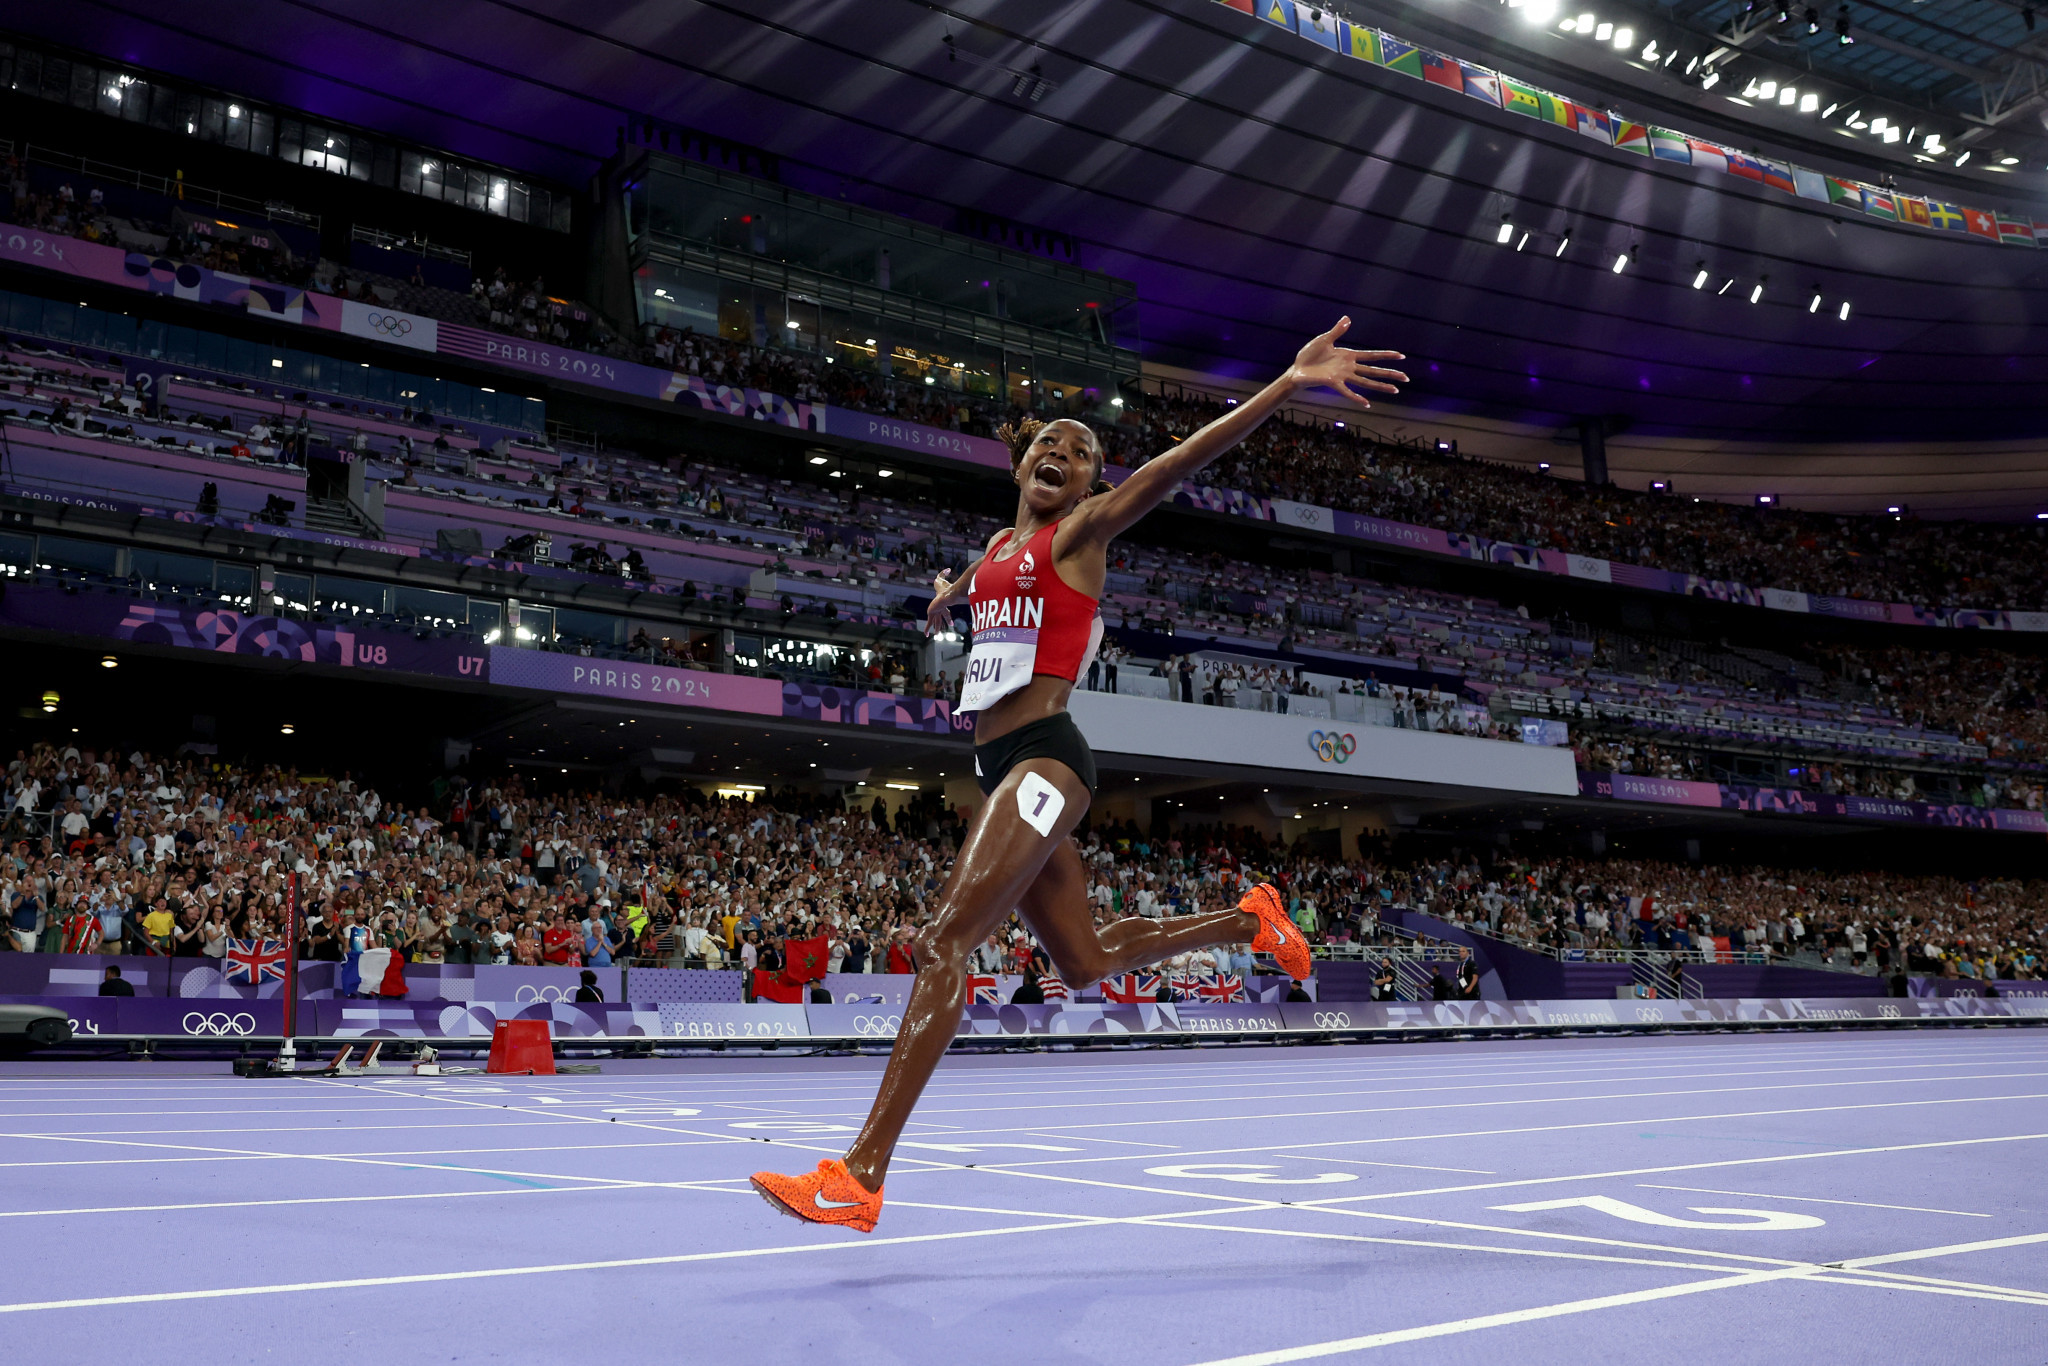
[839,757,1091,1192]
[1018,838,1256,987]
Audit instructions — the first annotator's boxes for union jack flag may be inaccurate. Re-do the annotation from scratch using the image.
[224,937,288,986]
[1199,975,1248,1003]
[1169,974,1208,1002]
[965,974,1002,1005]
[1039,974,1069,1002]
[1100,972,1161,1004]
[61,913,102,955]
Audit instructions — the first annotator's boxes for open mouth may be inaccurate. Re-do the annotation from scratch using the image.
[1032,461,1067,489]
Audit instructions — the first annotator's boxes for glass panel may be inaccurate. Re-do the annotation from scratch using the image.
[129,550,216,592]
[223,100,251,151]
[175,91,202,136]
[10,49,38,95]
[467,599,504,640]
[42,55,71,102]
[348,136,371,181]
[394,586,467,627]
[508,180,529,223]
[512,604,552,645]
[418,156,442,201]
[248,109,275,157]
[550,195,572,232]
[0,531,34,576]
[200,96,227,142]
[371,142,396,187]
[400,150,423,195]
[214,562,256,608]
[119,77,149,123]
[68,60,95,109]
[269,573,312,614]
[466,168,489,211]
[278,118,302,164]
[487,175,508,217]
[314,575,389,616]
[147,83,175,129]
[39,535,118,573]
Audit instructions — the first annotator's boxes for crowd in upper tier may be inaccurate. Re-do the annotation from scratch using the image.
[2,742,2041,986]
[10,140,2048,618]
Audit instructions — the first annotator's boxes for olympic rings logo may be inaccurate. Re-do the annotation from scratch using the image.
[514,985,574,1004]
[366,312,414,337]
[1311,1011,1352,1028]
[851,1014,902,1036]
[183,1012,257,1036]
[1307,730,1357,764]
[1634,1006,1666,1023]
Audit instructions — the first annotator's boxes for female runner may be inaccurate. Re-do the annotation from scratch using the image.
[751,319,1405,1231]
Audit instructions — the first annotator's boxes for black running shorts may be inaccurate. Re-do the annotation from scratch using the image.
[973,711,1097,797]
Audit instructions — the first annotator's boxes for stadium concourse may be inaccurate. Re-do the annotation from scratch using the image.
[4,0,2048,1360]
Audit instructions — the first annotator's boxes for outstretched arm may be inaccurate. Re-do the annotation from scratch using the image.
[1070,318,1404,546]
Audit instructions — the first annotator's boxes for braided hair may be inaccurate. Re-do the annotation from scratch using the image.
[998,416,1113,497]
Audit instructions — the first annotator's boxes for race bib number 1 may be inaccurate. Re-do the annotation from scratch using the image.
[1016,771,1065,837]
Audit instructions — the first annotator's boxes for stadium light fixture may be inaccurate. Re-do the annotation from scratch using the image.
[1718,277,1736,295]
[1870,116,1888,133]
[1837,6,1854,41]
[1555,230,1572,257]
[1823,101,1840,117]
[39,691,57,714]
[808,455,829,464]
[1577,12,1595,27]
[280,723,295,735]
[1700,70,1721,89]
[1612,245,1636,273]
[2036,511,2048,520]
[1954,150,1971,166]
[1537,461,1553,472]
[1523,0,1561,21]
[1809,288,1823,313]
[1516,231,1531,250]
[1838,300,1852,321]
[1642,40,1659,60]
[1755,494,1777,507]
[1884,126,1902,143]
[1595,21,1613,39]
[1780,86,1798,106]
[1800,92,1819,113]
[1775,0,1790,19]
[2001,155,2021,165]
[1686,55,1700,73]
[1692,261,1710,289]
[100,655,117,669]
[1498,215,1516,245]
[1750,275,1768,303]
[1759,80,1778,99]
[1613,26,1634,46]
[1650,480,1671,492]
[1887,505,1903,515]
[1805,5,1820,32]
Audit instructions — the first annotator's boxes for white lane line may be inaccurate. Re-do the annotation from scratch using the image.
[1636,1185,1993,1218]
[1274,1153,1496,1175]
[1183,1267,1820,1363]
[0,1219,1116,1315]
[1843,1230,2048,1268]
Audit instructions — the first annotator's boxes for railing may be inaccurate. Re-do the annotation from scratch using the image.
[350,225,472,266]
[1498,687,1985,762]
[17,143,319,229]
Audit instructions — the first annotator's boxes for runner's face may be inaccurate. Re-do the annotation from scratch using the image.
[1015,421,1100,514]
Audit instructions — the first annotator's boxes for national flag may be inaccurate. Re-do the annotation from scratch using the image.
[1760,160,1797,194]
[1341,21,1379,60]
[1170,974,1208,1002]
[224,936,287,985]
[1825,177,1863,210]
[1100,972,1162,1004]
[1501,78,1546,117]
[780,934,829,983]
[1420,51,1463,93]
[1998,213,2037,246]
[1792,168,1830,202]
[1216,0,1256,11]
[1965,207,2001,240]
[1200,975,1249,1003]
[1726,152,1765,183]
[1649,128,1690,163]
[1928,201,1966,231]
[2035,219,2048,243]
[1898,197,1933,228]
[1572,106,1612,144]
[1537,92,1576,128]
[1297,5,1341,48]
[1255,0,1297,30]
[61,913,102,955]
[752,969,804,1004]
[1626,895,1655,922]
[964,973,1002,1005]
[1611,120,1650,155]
[1685,139,1728,173]
[1375,33,1423,77]
[1459,61,1502,107]
[1863,190,1898,221]
[1039,973,1070,1002]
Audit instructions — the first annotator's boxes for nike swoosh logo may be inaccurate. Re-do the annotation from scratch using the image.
[813,1191,866,1210]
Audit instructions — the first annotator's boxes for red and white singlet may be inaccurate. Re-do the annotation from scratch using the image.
[957,521,1103,713]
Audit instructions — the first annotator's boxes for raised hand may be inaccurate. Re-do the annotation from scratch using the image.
[1289,317,1408,409]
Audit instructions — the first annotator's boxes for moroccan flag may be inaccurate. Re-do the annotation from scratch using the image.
[1928,201,1966,231]
[1501,78,1545,117]
[1649,128,1690,162]
[1897,197,1932,228]
[1760,161,1797,194]
[1572,106,1612,144]
[1420,51,1463,92]
[1686,139,1729,173]
[1256,0,1297,30]
[1998,214,2037,246]
[781,934,829,983]
[1297,5,1341,48]
[1825,177,1863,209]
[1376,34,1423,77]
[753,969,804,1004]
[1459,61,1502,106]
[1612,120,1650,154]
[1863,190,1898,221]
[1792,168,1829,202]
[1726,152,1764,182]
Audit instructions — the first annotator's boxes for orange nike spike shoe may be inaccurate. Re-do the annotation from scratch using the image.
[1241,882,1312,981]
[750,1159,884,1233]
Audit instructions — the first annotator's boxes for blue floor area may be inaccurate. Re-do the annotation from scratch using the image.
[1,1031,2044,1364]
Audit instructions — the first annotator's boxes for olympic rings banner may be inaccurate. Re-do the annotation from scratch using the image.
[1306,729,1358,764]
[339,299,438,354]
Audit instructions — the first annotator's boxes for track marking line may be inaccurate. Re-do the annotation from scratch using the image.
[1635,1185,1993,1218]
[1274,1153,1496,1175]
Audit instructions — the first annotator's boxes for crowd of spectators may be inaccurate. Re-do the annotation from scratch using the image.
[3,741,2040,991]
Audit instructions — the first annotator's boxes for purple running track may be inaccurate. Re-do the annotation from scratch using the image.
[0,1030,2044,1364]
